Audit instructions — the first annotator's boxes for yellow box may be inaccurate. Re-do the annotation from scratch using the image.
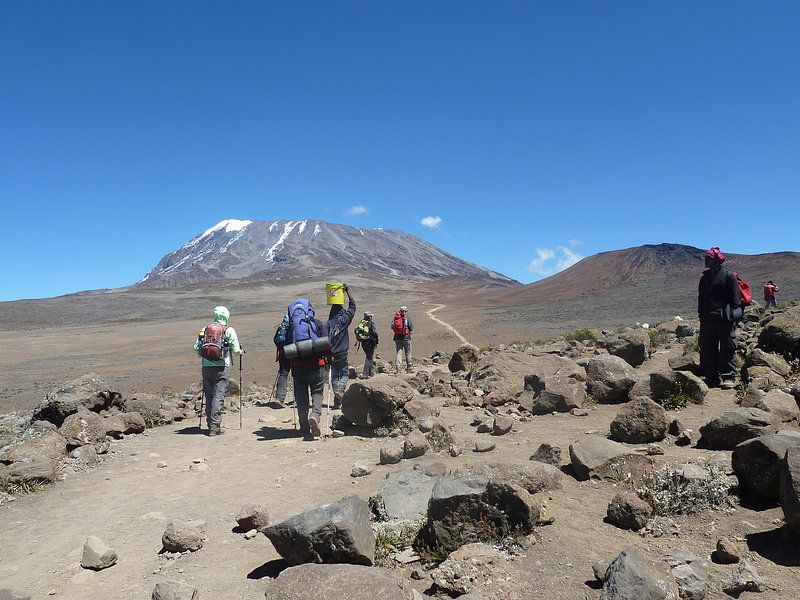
[326,282,345,305]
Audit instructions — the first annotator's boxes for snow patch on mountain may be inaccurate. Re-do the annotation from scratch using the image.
[263,220,301,263]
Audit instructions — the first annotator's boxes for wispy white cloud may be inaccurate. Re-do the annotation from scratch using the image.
[568,239,583,247]
[528,244,583,275]
[346,204,369,216]
[421,216,443,229]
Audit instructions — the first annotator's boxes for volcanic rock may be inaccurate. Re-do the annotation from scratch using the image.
[341,375,415,427]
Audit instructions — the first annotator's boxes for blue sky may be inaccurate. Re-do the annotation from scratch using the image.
[2,2,798,301]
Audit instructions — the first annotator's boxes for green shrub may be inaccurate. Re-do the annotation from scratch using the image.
[373,520,424,567]
[648,329,671,349]
[0,476,47,496]
[564,328,597,343]
[425,428,454,452]
[636,461,732,516]
[660,385,691,411]
[682,336,699,355]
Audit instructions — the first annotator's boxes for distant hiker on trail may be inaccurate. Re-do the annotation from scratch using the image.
[391,306,413,373]
[285,298,331,439]
[698,247,741,390]
[327,284,356,408]
[355,312,379,378]
[272,314,291,406]
[764,280,780,308]
[194,306,242,436]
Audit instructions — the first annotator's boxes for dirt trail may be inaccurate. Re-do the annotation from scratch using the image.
[424,302,468,345]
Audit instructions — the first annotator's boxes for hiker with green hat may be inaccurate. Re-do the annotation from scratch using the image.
[193,306,242,436]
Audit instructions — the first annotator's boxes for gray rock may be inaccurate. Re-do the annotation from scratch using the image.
[162,519,207,553]
[403,398,437,421]
[569,435,652,481]
[604,329,650,367]
[609,397,668,444]
[668,353,701,374]
[369,467,440,521]
[151,581,199,600]
[430,543,504,596]
[492,415,513,435]
[780,446,800,534]
[263,564,405,600]
[81,536,118,570]
[715,538,741,564]
[235,504,270,531]
[663,547,708,600]
[745,348,791,377]
[601,547,678,600]
[532,376,586,414]
[673,371,709,404]
[741,389,800,422]
[699,408,778,450]
[123,394,164,426]
[649,370,707,404]
[465,461,562,494]
[403,432,429,459]
[586,355,637,403]
[5,459,57,483]
[668,419,685,436]
[379,444,404,465]
[473,441,495,453]
[746,365,788,391]
[523,355,584,393]
[59,412,106,448]
[530,443,561,466]
[420,475,542,553]
[0,430,67,466]
[31,373,121,426]
[732,430,800,498]
[606,492,653,531]
[593,559,611,582]
[722,560,764,596]
[448,343,480,373]
[757,306,800,358]
[350,462,372,477]
[70,445,99,465]
[341,375,415,428]
[262,496,375,566]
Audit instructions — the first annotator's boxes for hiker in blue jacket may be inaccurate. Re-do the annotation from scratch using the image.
[327,284,356,408]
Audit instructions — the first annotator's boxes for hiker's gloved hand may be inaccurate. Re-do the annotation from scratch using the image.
[240,347,246,354]
[343,283,349,294]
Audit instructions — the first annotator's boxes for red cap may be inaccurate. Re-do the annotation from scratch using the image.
[705,246,726,264]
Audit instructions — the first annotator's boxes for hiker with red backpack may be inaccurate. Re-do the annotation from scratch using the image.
[764,280,780,308]
[698,247,742,390]
[194,306,242,436]
[327,284,356,408]
[392,306,414,373]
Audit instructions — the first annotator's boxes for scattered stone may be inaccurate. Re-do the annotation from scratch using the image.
[646,444,665,456]
[244,529,258,540]
[585,355,637,403]
[600,547,678,600]
[732,430,800,499]
[606,492,653,531]
[676,432,693,447]
[31,373,120,426]
[448,343,480,373]
[162,519,207,553]
[475,417,494,433]
[263,564,405,600]
[609,397,669,444]
[474,441,495,453]
[593,560,611,582]
[157,461,168,468]
[530,443,561,466]
[350,462,372,478]
[571,408,589,417]
[81,536,118,570]
[403,398,437,421]
[492,415,513,435]
[69,445,99,465]
[262,495,375,566]
[370,467,440,521]
[663,547,709,600]
[341,375,416,428]
[448,444,462,457]
[151,580,200,600]
[668,419,685,437]
[235,504,270,531]
[430,543,507,596]
[569,435,651,481]
[722,560,764,596]
[715,538,741,564]
[59,412,106,448]
[699,408,778,450]
[379,443,404,465]
[403,432,429,459]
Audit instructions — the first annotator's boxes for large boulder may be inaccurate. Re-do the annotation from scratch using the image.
[668,353,702,375]
[732,430,800,499]
[0,430,67,465]
[745,348,791,377]
[699,408,778,450]
[609,398,669,444]
[532,376,586,414]
[1,459,58,483]
[123,394,164,426]
[740,389,799,422]
[648,371,707,405]
[263,564,406,600]
[369,467,440,521]
[604,329,651,368]
[464,461,563,494]
[31,373,121,426]
[600,547,679,600]
[341,375,415,428]
[469,352,548,397]
[262,496,375,566]
[780,446,800,535]
[757,306,800,358]
[448,343,480,373]
[569,435,651,481]
[420,475,543,553]
[59,412,106,448]
[523,355,584,394]
[585,355,637,403]
[402,398,437,422]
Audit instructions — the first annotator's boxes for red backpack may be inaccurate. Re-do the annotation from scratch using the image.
[733,272,752,307]
[392,311,406,335]
[201,323,228,360]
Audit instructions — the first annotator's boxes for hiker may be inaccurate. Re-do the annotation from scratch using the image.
[285,298,330,438]
[327,284,356,408]
[391,305,413,373]
[698,247,741,389]
[355,312,379,377]
[194,306,242,436]
[272,314,291,406]
[764,280,780,308]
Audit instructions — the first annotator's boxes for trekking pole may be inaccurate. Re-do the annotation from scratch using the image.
[239,350,244,430]
[326,364,333,433]
[199,395,204,432]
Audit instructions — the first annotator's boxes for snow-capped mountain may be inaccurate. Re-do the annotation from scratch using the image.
[138,219,517,288]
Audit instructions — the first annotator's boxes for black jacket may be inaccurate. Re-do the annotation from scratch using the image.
[698,268,741,321]
[327,295,356,360]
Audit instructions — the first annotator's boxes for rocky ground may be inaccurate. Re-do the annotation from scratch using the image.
[2,304,800,599]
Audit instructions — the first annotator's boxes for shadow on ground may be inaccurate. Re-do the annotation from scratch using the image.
[747,526,800,567]
[248,558,289,580]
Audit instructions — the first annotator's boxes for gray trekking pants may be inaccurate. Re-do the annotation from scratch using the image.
[395,339,412,371]
[276,356,292,403]
[292,366,325,430]
[202,365,229,430]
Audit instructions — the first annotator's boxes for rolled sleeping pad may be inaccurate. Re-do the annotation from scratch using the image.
[283,336,331,360]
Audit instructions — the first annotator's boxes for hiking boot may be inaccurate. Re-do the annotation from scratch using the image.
[406,366,414,374]
[333,392,343,410]
[308,416,321,438]
[208,427,223,437]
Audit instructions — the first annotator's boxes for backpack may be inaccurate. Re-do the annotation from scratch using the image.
[286,299,318,343]
[355,319,372,342]
[733,272,752,307]
[391,311,405,335]
[273,314,289,347]
[201,323,228,360]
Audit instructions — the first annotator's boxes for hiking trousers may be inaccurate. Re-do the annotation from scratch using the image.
[362,341,377,377]
[202,365,229,430]
[275,355,292,403]
[292,366,325,430]
[330,356,349,399]
[699,319,737,385]
[395,339,412,371]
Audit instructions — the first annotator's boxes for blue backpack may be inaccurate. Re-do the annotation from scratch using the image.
[286,299,318,343]
[273,314,290,347]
